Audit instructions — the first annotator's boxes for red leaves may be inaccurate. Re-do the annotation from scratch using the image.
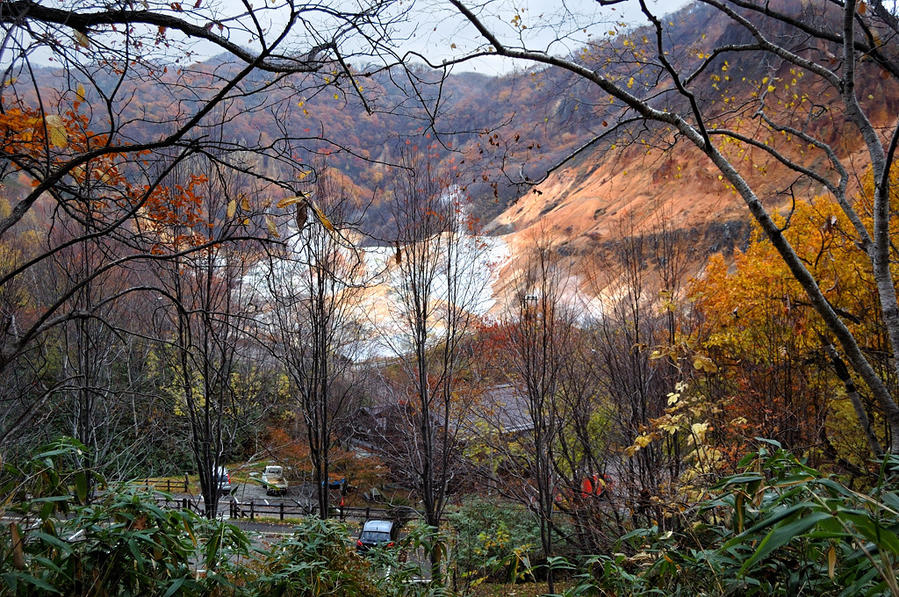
[143,174,208,247]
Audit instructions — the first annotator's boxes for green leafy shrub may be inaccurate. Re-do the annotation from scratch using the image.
[369,521,449,596]
[252,517,382,596]
[4,492,252,596]
[1,438,252,596]
[2,438,455,596]
[706,440,899,595]
[447,498,541,588]
[253,518,445,596]
[562,440,899,596]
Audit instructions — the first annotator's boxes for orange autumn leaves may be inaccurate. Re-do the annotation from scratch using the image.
[1,99,224,253]
[0,107,71,153]
[142,174,211,253]
[693,189,886,366]
[689,176,897,457]
[1,102,137,206]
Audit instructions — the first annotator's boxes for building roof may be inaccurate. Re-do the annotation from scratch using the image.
[465,383,533,435]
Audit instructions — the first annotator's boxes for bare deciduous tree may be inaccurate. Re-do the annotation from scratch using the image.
[0,0,398,444]
[503,238,572,594]
[152,157,268,518]
[377,147,484,580]
[265,167,368,517]
[445,0,899,453]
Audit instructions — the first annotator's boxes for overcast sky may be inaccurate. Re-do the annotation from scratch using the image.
[167,0,691,75]
[26,0,690,75]
[392,0,690,74]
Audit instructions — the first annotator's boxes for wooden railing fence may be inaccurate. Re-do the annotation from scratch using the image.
[226,501,416,523]
[139,478,189,493]
[150,494,418,525]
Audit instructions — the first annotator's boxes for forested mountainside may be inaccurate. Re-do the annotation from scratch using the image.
[5,0,899,593]
[22,0,896,254]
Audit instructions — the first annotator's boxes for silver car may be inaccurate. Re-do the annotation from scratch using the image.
[213,467,232,494]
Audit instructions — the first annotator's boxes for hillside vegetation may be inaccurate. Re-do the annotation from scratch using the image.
[2,0,899,595]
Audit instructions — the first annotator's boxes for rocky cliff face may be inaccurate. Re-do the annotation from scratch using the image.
[474,0,899,300]
[23,1,896,299]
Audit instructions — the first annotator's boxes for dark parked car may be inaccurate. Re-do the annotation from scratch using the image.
[356,519,397,552]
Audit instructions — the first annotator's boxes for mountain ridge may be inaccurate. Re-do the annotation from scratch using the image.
[17,0,897,270]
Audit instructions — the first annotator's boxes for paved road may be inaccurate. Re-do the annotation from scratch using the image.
[229,483,312,520]
[156,482,314,517]
[229,519,299,534]
[228,480,312,504]
[161,482,375,520]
